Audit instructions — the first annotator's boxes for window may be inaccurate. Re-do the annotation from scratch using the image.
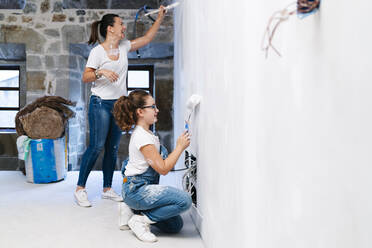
[0,66,20,129]
[127,65,154,96]
[126,64,155,132]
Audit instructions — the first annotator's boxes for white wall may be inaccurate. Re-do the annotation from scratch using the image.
[173,1,372,248]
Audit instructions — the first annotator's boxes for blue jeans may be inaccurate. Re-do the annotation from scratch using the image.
[77,95,122,188]
[122,166,192,233]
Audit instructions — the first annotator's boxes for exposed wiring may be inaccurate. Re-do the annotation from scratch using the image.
[261,0,320,58]
[133,5,156,58]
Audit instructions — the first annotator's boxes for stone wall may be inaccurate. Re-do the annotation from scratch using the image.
[0,0,174,171]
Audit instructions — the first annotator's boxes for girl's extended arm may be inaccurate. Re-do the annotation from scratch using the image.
[140,131,190,175]
[129,6,166,52]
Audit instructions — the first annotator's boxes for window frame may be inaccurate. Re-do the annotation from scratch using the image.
[126,64,155,132]
[126,64,154,97]
[0,65,21,130]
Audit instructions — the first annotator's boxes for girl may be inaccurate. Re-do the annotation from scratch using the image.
[113,90,192,242]
[74,7,166,207]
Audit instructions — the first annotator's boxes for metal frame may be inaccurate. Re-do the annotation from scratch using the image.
[126,64,154,97]
[0,65,20,129]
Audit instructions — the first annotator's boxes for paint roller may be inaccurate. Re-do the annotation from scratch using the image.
[185,94,202,131]
[144,2,181,16]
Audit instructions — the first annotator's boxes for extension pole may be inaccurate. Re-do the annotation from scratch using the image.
[144,2,180,16]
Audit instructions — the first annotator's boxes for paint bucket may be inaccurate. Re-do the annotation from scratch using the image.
[25,137,67,183]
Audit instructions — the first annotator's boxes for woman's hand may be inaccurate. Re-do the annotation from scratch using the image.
[98,69,119,82]
[157,5,166,22]
[176,131,191,151]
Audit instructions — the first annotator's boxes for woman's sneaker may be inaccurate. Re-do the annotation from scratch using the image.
[74,189,92,207]
[102,189,123,202]
[118,202,133,230]
[128,214,157,242]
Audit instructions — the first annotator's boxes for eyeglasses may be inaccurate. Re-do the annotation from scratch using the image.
[141,104,157,110]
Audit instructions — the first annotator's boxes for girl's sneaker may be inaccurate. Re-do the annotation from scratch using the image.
[128,214,157,242]
[118,202,133,230]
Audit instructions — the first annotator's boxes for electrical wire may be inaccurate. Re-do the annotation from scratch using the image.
[133,5,156,58]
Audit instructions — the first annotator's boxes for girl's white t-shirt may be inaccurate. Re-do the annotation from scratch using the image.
[86,40,131,100]
[124,126,160,176]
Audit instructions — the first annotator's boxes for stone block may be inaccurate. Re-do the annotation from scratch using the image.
[55,78,69,98]
[40,0,50,13]
[77,56,86,72]
[63,0,157,9]
[0,14,4,21]
[26,55,42,70]
[76,10,85,16]
[63,0,108,9]
[26,91,44,104]
[47,41,61,53]
[126,21,147,40]
[23,3,37,14]
[22,16,33,23]
[44,29,60,37]
[7,16,17,22]
[53,1,63,12]
[52,14,66,22]
[0,26,46,53]
[49,69,70,79]
[69,78,82,102]
[77,143,86,154]
[70,71,81,80]
[110,0,157,9]
[35,23,46,29]
[27,71,46,91]
[0,43,26,61]
[69,43,92,59]
[62,25,87,51]
[45,55,69,69]
[68,155,77,170]
[0,0,26,9]
[69,55,78,70]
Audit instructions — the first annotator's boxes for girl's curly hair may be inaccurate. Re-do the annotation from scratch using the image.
[113,90,150,132]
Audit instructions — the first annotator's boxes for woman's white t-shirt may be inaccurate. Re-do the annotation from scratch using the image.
[86,40,131,100]
[125,126,160,176]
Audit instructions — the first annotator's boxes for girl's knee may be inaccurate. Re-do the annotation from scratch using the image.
[168,217,183,233]
[155,216,184,234]
[179,192,192,211]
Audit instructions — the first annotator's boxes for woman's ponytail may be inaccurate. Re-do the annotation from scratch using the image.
[88,20,100,45]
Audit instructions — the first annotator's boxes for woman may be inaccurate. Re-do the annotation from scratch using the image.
[113,90,192,242]
[74,6,166,207]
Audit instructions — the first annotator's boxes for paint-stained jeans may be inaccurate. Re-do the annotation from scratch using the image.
[77,95,122,188]
[122,166,192,233]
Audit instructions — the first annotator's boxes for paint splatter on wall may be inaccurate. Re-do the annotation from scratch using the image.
[262,0,321,58]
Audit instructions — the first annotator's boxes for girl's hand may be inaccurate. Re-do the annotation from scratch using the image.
[176,131,191,150]
[157,5,166,21]
[98,69,119,82]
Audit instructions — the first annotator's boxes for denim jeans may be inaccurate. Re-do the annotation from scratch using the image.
[77,95,122,188]
[122,166,192,233]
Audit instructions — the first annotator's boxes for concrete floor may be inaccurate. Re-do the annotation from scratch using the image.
[0,171,204,248]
